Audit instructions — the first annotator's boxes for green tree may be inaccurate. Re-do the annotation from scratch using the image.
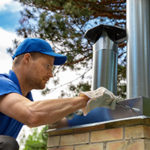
[23,126,48,150]
[9,0,127,98]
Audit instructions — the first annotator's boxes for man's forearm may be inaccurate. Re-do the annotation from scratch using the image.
[0,93,89,128]
[26,96,89,127]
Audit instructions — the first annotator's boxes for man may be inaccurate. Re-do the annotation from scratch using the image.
[0,38,90,149]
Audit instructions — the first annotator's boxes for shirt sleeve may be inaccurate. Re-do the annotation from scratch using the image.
[0,76,20,96]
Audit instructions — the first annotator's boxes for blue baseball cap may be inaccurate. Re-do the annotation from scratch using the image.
[12,38,67,65]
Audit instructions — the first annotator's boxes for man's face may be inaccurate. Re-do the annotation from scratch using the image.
[27,53,54,90]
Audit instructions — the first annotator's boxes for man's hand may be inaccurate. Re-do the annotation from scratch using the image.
[80,87,124,115]
[79,93,90,102]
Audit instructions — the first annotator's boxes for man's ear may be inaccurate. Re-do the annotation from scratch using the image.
[23,53,32,64]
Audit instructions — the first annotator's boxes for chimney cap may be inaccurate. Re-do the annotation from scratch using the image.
[84,24,127,44]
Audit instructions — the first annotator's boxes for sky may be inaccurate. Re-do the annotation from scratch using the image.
[0,0,22,73]
[0,2,21,30]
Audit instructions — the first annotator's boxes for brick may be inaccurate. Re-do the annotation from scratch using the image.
[107,140,144,150]
[125,125,144,139]
[91,128,123,142]
[48,146,73,150]
[145,139,150,150]
[60,133,89,146]
[143,126,150,138]
[47,136,60,147]
[125,125,150,139]
[126,140,144,150]
[75,143,103,150]
[107,141,126,150]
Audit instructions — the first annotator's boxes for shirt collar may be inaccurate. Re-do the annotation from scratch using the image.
[9,70,22,94]
[8,70,33,101]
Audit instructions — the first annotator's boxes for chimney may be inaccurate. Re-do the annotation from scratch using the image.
[47,12,150,150]
[127,0,150,98]
[85,25,126,94]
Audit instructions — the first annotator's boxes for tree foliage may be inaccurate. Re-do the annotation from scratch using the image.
[12,0,127,97]
[23,126,48,150]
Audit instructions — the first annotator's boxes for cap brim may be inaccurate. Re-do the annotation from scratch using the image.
[44,51,67,65]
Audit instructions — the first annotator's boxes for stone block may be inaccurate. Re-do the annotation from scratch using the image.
[106,140,144,150]
[91,128,123,142]
[75,143,103,150]
[60,133,89,146]
[47,136,60,147]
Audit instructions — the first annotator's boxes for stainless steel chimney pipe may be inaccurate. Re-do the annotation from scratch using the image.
[127,0,150,98]
[85,25,126,94]
[92,31,118,94]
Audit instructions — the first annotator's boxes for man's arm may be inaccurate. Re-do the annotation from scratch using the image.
[0,93,89,127]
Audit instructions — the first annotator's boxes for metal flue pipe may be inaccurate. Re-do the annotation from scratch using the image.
[85,25,126,94]
[92,31,118,93]
[127,0,150,99]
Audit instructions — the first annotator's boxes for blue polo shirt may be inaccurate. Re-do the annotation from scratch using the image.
[0,70,33,138]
